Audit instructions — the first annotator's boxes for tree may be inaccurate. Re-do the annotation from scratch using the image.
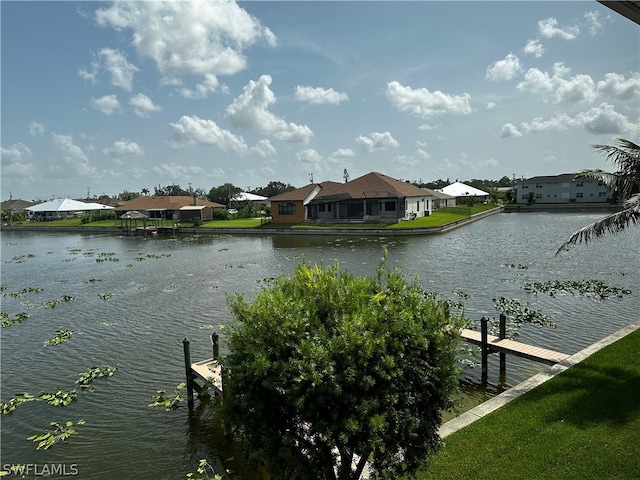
[222,255,462,480]
[556,138,640,255]
[207,183,241,207]
[154,184,190,196]
[254,180,296,198]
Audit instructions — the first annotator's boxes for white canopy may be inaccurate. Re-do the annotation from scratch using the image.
[232,192,268,201]
[437,182,489,197]
[27,198,114,212]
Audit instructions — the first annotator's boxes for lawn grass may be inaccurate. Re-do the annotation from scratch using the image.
[16,204,500,230]
[409,328,640,480]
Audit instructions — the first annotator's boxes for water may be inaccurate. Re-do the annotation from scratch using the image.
[1,212,638,479]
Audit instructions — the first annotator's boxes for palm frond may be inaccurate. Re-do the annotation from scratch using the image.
[555,195,640,255]
[573,169,619,190]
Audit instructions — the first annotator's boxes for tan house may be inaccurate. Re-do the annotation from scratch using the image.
[115,196,224,222]
[270,172,436,224]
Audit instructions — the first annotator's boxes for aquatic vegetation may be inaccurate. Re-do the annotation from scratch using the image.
[96,252,119,262]
[1,393,36,414]
[185,459,221,480]
[9,253,36,263]
[84,278,102,283]
[523,279,632,301]
[502,263,529,269]
[3,287,44,298]
[36,388,77,407]
[43,330,74,346]
[75,366,117,390]
[97,292,113,300]
[1,312,29,328]
[42,295,74,308]
[493,297,555,329]
[28,420,85,450]
[148,383,186,411]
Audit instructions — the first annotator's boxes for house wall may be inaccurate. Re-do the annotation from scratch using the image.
[272,200,305,223]
[516,177,613,204]
[404,196,433,219]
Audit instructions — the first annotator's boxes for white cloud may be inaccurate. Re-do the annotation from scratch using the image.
[0,143,35,178]
[102,139,144,158]
[538,17,579,40]
[295,148,324,174]
[416,148,430,159]
[486,102,497,110]
[596,73,640,101]
[91,95,122,115]
[226,75,313,144]
[499,123,523,138]
[129,93,162,118]
[99,48,138,91]
[29,122,45,137]
[331,148,355,158]
[517,63,596,105]
[524,39,544,58]
[151,162,208,183]
[251,139,276,157]
[584,11,604,36]
[520,103,635,135]
[356,132,400,153]
[486,53,522,81]
[169,115,249,154]
[295,85,348,105]
[51,134,98,177]
[575,103,637,134]
[95,1,276,80]
[418,123,440,131]
[386,81,472,117]
[179,74,221,99]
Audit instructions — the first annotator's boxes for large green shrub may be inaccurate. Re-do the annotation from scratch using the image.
[223,254,462,480]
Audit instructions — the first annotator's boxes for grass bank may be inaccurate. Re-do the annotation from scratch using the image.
[409,327,640,480]
[12,204,499,231]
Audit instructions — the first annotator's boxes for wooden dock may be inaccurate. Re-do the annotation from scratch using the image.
[460,328,570,365]
[190,358,223,394]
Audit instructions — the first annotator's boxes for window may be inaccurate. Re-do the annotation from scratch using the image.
[384,201,396,212]
[535,194,542,199]
[599,191,606,197]
[318,204,325,212]
[278,203,296,215]
[521,194,528,200]
[576,192,583,198]
[522,185,529,189]
[535,183,543,188]
[576,181,584,187]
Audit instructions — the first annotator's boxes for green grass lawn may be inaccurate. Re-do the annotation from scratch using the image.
[16,204,499,230]
[409,328,640,480]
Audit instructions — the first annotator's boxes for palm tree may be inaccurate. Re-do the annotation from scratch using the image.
[556,138,640,255]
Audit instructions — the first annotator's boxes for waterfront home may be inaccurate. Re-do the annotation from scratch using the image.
[269,172,435,224]
[515,173,614,204]
[115,196,224,222]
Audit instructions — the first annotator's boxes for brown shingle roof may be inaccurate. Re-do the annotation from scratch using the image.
[269,184,320,202]
[115,196,223,211]
[315,172,433,200]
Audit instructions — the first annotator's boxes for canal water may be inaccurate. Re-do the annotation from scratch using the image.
[1,212,638,479]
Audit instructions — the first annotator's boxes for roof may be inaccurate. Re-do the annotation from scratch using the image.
[26,198,114,212]
[1,199,37,210]
[232,192,269,201]
[269,184,321,202]
[115,196,223,211]
[120,210,148,219]
[272,172,435,204]
[520,173,575,183]
[598,1,640,25]
[179,205,208,211]
[438,182,489,197]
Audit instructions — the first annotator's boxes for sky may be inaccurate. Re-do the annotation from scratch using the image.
[1,1,639,201]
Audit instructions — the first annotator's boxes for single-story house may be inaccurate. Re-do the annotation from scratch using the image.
[269,172,436,224]
[437,182,490,204]
[26,198,115,220]
[425,188,456,209]
[115,196,224,221]
[515,173,614,204]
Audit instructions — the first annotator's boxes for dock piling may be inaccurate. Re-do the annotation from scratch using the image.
[499,313,507,379]
[183,337,194,407]
[211,332,219,361]
[480,317,488,383]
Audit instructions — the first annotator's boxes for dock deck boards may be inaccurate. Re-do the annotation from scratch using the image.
[460,328,569,365]
[191,358,223,394]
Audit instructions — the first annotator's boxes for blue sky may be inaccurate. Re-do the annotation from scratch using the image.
[1,1,638,200]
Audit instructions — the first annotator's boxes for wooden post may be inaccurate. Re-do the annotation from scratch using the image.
[480,317,488,383]
[183,337,194,407]
[211,331,219,361]
[499,313,507,378]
